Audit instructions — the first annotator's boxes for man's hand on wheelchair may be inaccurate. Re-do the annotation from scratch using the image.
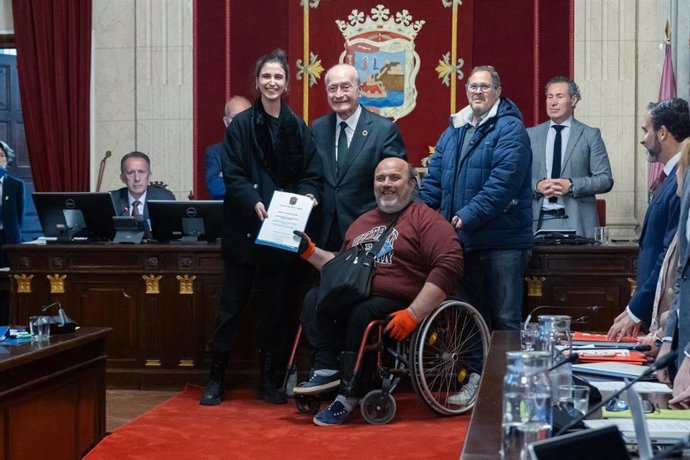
[293,230,315,260]
[385,309,418,341]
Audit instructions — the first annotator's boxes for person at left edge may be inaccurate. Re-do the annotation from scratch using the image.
[200,49,322,406]
[110,151,175,220]
[0,140,24,267]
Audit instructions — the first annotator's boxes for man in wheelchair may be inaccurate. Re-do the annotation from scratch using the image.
[293,158,464,426]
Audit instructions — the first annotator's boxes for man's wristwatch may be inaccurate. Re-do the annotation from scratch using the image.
[567,178,574,195]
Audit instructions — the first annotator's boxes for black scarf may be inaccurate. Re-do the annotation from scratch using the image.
[251,99,305,191]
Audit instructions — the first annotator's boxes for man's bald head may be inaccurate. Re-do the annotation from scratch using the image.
[223,96,251,127]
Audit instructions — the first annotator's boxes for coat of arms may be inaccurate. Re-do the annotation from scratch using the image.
[336,5,425,121]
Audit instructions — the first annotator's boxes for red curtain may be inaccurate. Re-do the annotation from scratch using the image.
[11,0,91,192]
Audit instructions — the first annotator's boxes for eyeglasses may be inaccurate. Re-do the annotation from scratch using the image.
[466,83,495,93]
[327,83,355,94]
[605,398,660,414]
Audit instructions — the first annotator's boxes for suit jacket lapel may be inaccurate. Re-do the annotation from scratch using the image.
[323,113,338,182]
[339,107,372,178]
[563,119,583,171]
[682,170,690,268]
[535,123,549,178]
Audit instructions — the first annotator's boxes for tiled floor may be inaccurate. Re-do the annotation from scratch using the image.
[106,389,178,433]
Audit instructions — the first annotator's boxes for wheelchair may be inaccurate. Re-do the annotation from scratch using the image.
[282,298,490,425]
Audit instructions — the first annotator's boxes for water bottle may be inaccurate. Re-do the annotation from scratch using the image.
[537,315,572,399]
[501,351,552,460]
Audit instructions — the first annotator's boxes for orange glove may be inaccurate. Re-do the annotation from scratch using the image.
[293,230,315,260]
[385,309,418,341]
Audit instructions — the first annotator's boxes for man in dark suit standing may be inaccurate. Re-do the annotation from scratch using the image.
[607,98,689,340]
[311,63,406,250]
[530,76,613,238]
[111,151,175,220]
[205,96,251,199]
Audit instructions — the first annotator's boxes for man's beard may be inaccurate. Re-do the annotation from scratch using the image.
[376,193,412,214]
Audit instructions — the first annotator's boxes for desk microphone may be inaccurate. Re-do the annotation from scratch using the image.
[524,305,603,329]
[554,350,677,436]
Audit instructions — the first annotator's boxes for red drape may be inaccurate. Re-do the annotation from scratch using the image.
[11,0,91,192]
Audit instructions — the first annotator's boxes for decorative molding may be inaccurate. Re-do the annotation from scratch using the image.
[47,274,67,294]
[177,274,196,294]
[525,276,545,297]
[143,274,162,294]
[13,274,34,294]
[145,359,161,367]
[178,359,195,367]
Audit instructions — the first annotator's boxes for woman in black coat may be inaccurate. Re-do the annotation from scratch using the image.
[0,140,25,266]
[201,49,322,406]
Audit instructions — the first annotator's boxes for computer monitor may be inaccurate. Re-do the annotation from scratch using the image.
[148,200,223,243]
[33,192,118,241]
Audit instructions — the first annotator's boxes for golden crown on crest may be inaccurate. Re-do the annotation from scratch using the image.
[335,4,425,42]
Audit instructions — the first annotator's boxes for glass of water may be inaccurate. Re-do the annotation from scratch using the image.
[29,316,51,341]
[557,384,589,415]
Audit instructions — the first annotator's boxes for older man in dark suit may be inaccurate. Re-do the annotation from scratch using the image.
[530,76,613,238]
[608,98,689,340]
[111,151,175,220]
[311,63,406,250]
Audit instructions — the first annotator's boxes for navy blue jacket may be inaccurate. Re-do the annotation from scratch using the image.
[629,165,680,327]
[1,174,24,244]
[205,142,225,200]
[420,97,533,252]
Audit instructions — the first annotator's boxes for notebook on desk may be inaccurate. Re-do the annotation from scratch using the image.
[572,362,653,380]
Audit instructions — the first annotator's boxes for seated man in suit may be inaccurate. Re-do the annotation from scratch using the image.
[205,96,251,199]
[311,63,406,251]
[111,151,175,220]
[530,76,613,239]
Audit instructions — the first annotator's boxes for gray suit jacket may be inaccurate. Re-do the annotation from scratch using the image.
[664,169,690,367]
[311,106,406,248]
[529,118,613,238]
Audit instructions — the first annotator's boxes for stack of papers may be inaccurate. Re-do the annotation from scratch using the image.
[572,331,638,344]
[572,362,652,379]
[585,419,690,444]
[576,349,647,365]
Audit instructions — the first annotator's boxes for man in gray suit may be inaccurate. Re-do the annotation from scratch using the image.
[311,63,406,250]
[529,76,613,238]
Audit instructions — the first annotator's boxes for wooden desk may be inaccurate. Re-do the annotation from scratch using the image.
[0,327,110,460]
[461,330,518,459]
[525,244,638,331]
[4,243,308,389]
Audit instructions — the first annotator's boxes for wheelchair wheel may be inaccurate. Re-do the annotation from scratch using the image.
[360,390,397,425]
[294,394,320,415]
[410,299,490,415]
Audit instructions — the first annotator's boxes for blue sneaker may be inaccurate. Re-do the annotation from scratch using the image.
[313,400,351,426]
[293,372,340,395]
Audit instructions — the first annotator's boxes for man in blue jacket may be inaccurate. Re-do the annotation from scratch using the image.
[420,65,533,331]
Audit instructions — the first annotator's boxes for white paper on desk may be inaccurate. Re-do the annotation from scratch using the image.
[255,191,313,253]
[585,419,690,442]
[572,362,652,379]
[590,381,673,394]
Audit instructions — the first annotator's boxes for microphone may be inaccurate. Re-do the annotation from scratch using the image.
[652,434,690,459]
[524,305,603,329]
[555,350,677,436]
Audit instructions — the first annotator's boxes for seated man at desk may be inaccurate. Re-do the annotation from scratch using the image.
[529,76,613,239]
[111,151,175,220]
[293,157,463,426]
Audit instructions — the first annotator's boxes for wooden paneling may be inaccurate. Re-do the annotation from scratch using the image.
[524,244,638,332]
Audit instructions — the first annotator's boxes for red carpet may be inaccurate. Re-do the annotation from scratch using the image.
[86,385,469,459]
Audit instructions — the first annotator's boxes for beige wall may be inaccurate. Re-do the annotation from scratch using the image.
[91,0,193,198]
[0,0,12,35]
